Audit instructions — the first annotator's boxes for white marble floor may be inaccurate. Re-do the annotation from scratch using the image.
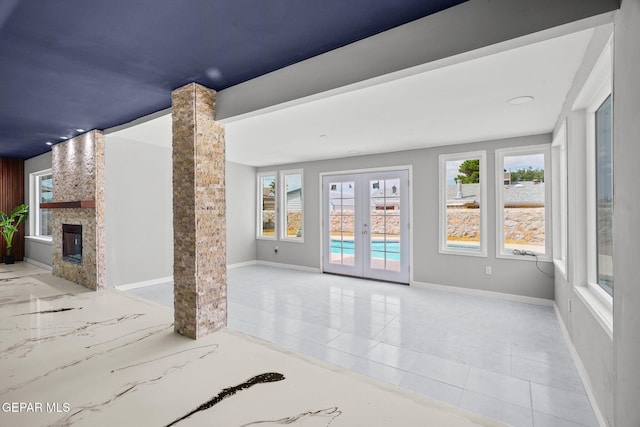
[0,263,502,427]
[130,265,598,427]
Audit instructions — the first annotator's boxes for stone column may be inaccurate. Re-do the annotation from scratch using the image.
[172,83,226,339]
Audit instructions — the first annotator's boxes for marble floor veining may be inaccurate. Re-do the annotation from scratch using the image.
[129,265,598,427]
[0,263,501,427]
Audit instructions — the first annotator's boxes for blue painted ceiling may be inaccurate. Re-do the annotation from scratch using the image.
[0,0,466,159]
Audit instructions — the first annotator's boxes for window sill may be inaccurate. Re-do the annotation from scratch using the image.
[574,284,613,340]
[25,236,53,245]
[439,248,487,257]
[553,259,567,280]
[496,252,552,263]
[256,236,277,241]
[281,238,305,243]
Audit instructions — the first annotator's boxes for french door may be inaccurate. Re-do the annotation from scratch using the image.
[322,169,409,283]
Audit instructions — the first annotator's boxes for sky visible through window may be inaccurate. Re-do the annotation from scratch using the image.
[504,154,544,173]
[446,154,544,184]
[446,160,464,184]
[285,174,301,191]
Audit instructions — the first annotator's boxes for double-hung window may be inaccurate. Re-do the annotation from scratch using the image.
[594,95,613,296]
[570,37,613,333]
[495,145,551,259]
[257,172,277,239]
[439,151,487,256]
[552,122,568,278]
[576,39,613,300]
[29,169,53,239]
[280,170,303,241]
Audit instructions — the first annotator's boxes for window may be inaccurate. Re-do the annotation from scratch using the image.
[439,151,487,256]
[552,122,568,277]
[29,169,53,239]
[280,170,303,241]
[577,39,613,301]
[496,145,551,259]
[595,95,613,296]
[257,172,277,239]
[571,37,613,331]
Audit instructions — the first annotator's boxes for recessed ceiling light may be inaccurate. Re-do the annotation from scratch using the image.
[59,136,68,140]
[507,96,534,105]
[45,142,53,146]
[76,128,85,132]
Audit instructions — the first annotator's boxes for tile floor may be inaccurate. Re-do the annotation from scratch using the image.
[1,263,501,427]
[128,265,598,427]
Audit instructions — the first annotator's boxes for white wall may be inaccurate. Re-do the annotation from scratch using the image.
[23,151,53,267]
[613,1,640,425]
[257,134,555,300]
[557,6,640,424]
[24,117,255,282]
[226,161,256,265]
[550,25,615,425]
[104,136,173,288]
[104,133,256,287]
[555,25,614,425]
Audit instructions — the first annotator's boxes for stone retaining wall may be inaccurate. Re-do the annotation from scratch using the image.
[330,211,401,235]
[286,211,302,235]
[323,208,546,244]
[261,211,302,236]
[447,207,545,243]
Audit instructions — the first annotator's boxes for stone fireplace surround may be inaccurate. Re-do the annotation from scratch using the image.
[49,131,105,291]
[44,83,224,338]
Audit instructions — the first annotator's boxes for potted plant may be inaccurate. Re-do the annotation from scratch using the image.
[0,204,29,264]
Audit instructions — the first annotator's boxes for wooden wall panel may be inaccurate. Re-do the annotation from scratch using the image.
[0,158,25,261]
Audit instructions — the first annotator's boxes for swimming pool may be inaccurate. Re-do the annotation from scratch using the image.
[330,240,400,261]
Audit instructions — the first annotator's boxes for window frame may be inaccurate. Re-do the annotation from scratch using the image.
[593,95,613,297]
[280,169,304,243]
[438,150,487,257]
[552,121,568,279]
[495,144,552,261]
[572,38,613,306]
[585,78,613,304]
[28,168,53,241]
[570,36,613,333]
[256,171,277,240]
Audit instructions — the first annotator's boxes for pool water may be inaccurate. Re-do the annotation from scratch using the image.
[330,240,400,261]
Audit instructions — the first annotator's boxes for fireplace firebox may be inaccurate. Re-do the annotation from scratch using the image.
[62,224,82,264]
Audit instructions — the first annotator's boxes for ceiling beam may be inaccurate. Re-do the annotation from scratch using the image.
[216,0,618,123]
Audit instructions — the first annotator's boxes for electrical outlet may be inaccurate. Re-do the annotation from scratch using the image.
[485,266,492,275]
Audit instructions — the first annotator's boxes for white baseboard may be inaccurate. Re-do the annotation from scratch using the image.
[113,261,314,289]
[24,258,53,271]
[256,260,321,273]
[227,260,257,269]
[115,276,173,291]
[553,304,608,427]
[411,280,553,307]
